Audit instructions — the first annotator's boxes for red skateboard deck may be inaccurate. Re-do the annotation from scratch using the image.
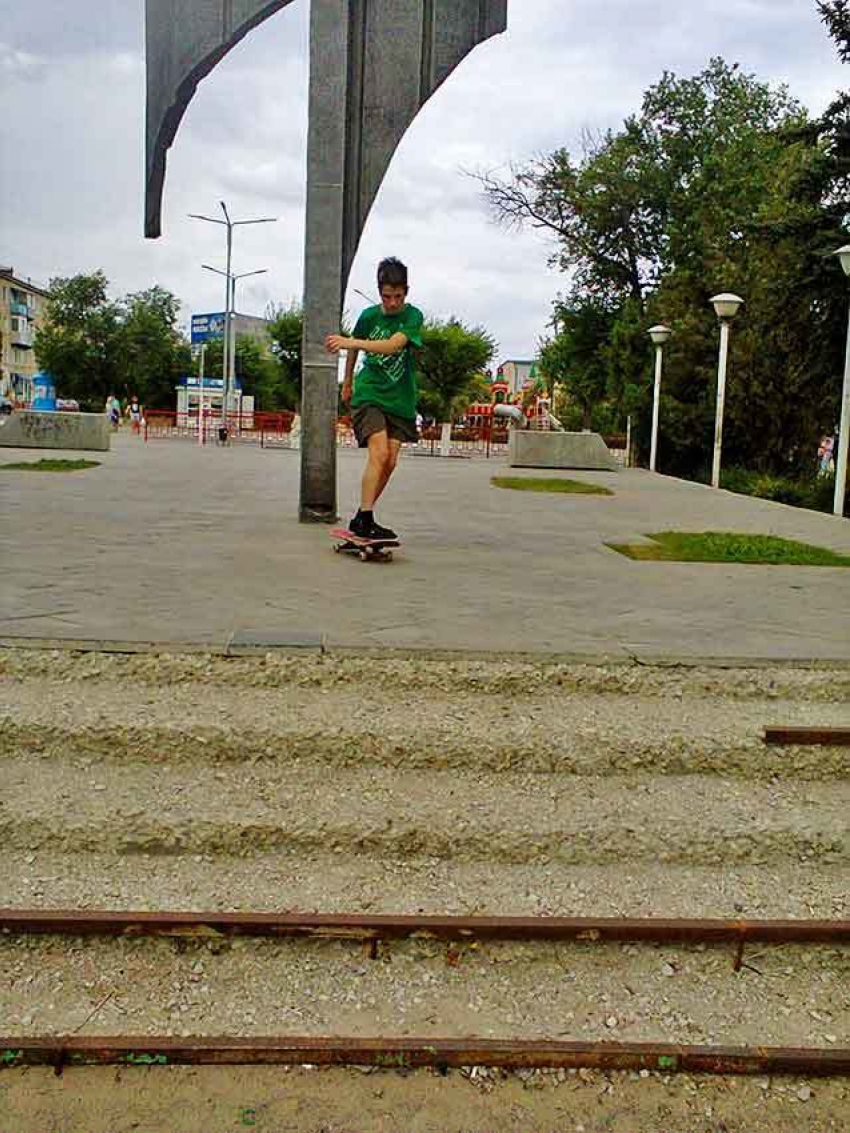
[330,528,400,561]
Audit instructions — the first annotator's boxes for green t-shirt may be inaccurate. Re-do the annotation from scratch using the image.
[350,303,423,421]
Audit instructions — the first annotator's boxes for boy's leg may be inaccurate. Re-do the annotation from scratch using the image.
[361,430,391,510]
[361,432,401,508]
[372,438,402,506]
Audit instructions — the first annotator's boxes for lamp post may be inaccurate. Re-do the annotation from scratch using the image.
[197,343,206,446]
[647,324,672,472]
[191,203,276,427]
[710,293,744,489]
[202,265,268,430]
[833,246,850,517]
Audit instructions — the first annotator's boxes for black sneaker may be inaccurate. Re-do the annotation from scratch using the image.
[367,520,397,541]
[348,512,370,537]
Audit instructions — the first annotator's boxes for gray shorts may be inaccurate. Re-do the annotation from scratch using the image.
[351,404,419,448]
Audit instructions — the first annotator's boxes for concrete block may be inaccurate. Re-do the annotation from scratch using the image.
[509,431,616,471]
[0,411,111,452]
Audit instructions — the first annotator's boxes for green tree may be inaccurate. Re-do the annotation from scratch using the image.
[481,56,850,474]
[35,273,192,411]
[539,299,614,428]
[265,302,304,410]
[34,271,122,408]
[415,318,496,422]
[818,1,850,57]
[198,335,280,410]
[117,285,191,409]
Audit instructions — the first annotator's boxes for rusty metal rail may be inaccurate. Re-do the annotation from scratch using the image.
[764,726,850,746]
[1,1036,849,1076]
[2,909,849,944]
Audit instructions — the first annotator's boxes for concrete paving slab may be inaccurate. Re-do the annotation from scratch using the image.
[0,434,848,661]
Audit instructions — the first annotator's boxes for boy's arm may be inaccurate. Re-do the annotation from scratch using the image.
[326,332,408,356]
[341,348,358,402]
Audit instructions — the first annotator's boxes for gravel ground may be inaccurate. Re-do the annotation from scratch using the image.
[3,754,848,863]
[3,647,850,697]
[1,851,848,919]
[1,646,848,1113]
[1,934,848,1049]
[1,1064,848,1133]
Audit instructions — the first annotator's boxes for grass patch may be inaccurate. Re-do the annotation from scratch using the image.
[0,458,100,472]
[491,476,613,496]
[608,531,850,566]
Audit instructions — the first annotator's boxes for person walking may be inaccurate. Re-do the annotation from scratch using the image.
[127,396,143,435]
[325,257,423,540]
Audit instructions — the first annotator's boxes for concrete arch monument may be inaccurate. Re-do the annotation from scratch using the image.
[145,0,508,519]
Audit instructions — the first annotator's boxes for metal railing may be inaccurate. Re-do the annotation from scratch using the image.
[142,412,627,463]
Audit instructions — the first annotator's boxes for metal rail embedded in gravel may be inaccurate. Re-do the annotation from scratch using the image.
[3,909,850,946]
[2,1036,850,1077]
[765,726,850,746]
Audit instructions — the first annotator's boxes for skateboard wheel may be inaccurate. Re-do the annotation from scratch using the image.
[359,550,368,562]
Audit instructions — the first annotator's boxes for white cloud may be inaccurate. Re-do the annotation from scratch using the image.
[0,0,845,360]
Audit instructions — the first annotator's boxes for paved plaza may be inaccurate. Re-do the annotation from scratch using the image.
[1,433,849,661]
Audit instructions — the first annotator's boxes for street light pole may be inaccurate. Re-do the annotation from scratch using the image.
[202,265,268,434]
[647,325,672,473]
[197,343,206,446]
[833,246,850,517]
[190,202,276,429]
[709,294,744,490]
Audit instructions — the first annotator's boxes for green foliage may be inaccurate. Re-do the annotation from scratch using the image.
[480,55,850,476]
[265,302,304,410]
[118,286,191,409]
[416,318,496,421]
[0,459,100,471]
[539,299,613,428]
[199,335,281,411]
[720,467,845,514]
[34,272,190,411]
[34,271,122,407]
[491,476,613,495]
[122,1052,169,1065]
[610,531,850,565]
[819,1,850,60]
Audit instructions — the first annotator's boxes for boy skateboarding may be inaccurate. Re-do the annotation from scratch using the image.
[325,257,423,540]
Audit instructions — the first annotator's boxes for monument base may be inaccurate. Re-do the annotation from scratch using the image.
[509,431,616,471]
[0,411,111,452]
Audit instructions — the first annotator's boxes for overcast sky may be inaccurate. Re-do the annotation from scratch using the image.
[0,0,845,360]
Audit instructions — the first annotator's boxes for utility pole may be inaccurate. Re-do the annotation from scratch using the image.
[191,203,276,429]
[203,264,268,433]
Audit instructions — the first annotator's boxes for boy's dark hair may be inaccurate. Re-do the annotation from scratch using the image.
[377,257,408,291]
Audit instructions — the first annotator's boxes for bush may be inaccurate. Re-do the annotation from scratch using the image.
[720,468,846,516]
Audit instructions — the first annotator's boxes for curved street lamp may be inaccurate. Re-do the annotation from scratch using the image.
[833,246,850,516]
[647,324,672,472]
[710,293,744,489]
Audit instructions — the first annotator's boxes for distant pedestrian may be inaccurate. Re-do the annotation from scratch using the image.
[106,394,121,429]
[127,396,143,434]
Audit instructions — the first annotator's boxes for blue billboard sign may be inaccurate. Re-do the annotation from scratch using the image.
[191,312,226,344]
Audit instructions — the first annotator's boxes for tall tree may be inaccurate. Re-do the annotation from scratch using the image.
[265,302,304,410]
[35,273,192,410]
[539,299,614,428]
[34,272,122,407]
[482,57,850,474]
[117,285,191,408]
[818,0,850,58]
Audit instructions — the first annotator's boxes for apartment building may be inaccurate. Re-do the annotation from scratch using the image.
[0,267,50,403]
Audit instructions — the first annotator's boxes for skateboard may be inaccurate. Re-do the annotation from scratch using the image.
[330,527,400,562]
